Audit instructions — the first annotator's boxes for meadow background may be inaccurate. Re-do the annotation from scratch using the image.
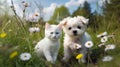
[0,0,120,67]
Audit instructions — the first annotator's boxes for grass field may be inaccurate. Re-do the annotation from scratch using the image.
[0,13,120,67]
[0,0,120,66]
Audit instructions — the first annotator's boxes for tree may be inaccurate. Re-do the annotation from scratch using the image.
[103,0,120,21]
[83,1,91,18]
[49,5,70,24]
[72,5,85,17]
[72,1,91,18]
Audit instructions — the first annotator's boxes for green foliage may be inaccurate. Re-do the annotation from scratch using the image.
[103,0,120,20]
[0,0,120,67]
[50,5,70,23]
[72,1,91,18]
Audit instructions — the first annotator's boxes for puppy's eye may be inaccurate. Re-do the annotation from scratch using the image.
[77,26,81,29]
[50,32,53,34]
[68,27,72,30]
[56,32,59,34]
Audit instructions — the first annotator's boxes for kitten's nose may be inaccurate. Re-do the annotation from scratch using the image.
[52,35,56,39]
[73,30,77,35]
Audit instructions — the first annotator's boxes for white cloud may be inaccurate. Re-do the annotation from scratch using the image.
[43,3,58,14]
[65,0,98,8]
[65,0,85,7]
[43,3,59,21]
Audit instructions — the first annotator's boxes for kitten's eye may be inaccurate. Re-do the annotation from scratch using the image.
[56,32,59,34]
[50,32,53,34]
[68,27,72,30]
[77,26,81,29]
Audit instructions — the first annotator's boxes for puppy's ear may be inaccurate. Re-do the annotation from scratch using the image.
[83,19,89,25]
[60,18,69,26]
[77,16,89,25]
[60,20,67,26]
[45,22,50,29]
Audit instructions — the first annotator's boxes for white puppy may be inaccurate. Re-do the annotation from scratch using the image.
[60,16,91,63]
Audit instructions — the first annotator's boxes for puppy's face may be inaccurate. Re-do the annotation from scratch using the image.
[61,16,89,37]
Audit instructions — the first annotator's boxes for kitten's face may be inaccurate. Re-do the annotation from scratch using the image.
[45,23,62,40]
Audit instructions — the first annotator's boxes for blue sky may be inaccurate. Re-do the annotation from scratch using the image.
[6,0,106,21]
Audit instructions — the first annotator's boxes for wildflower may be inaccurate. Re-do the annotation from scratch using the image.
[9,51,18,59]
[105,44,115,51]
[27,14,39,22]
[23,2,29,7]
[97,31,107,38]
[102,56,113,62]
[107,34,114,38]
[98,43,105,47]
[0,32,7,38]
[35,27,40,32]
[76,54,83,60]
[20,52,31,61]
[85,41,93,48]
[74,43,81,49]
[34,12,40,17]
[29,27,40,33]
[101,36,108,43]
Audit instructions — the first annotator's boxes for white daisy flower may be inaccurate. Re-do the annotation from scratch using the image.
[85,41,93,48]
[102,56,113,62]
[101,36,108,43]
[29,27,40,33]
[74,43,81,49]
[20,52,31,61]
[98,43,105,47]
[107,35,114,38]
[29,27,35,33]
[34,27,40,32]
[34,12,40,17]
[105,44,116,51]
[97,31,107,38]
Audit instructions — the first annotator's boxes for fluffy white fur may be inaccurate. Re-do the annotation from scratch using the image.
[60,16,91,63]
[34,23,62,63]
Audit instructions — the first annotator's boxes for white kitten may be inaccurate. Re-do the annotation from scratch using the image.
[34,23,62,63]
[60,16,91,63]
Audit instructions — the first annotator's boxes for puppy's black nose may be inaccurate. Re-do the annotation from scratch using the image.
[73,30,77,34]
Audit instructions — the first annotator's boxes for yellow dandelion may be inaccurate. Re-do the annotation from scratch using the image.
[9,51,18,59]
[0,32,7,38]
[76,54,83,60]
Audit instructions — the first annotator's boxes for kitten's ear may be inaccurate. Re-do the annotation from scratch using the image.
[58,24,62,30]
[45,23,50,29]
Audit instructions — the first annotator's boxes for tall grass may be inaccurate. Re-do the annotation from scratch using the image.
[0,1,120,67]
